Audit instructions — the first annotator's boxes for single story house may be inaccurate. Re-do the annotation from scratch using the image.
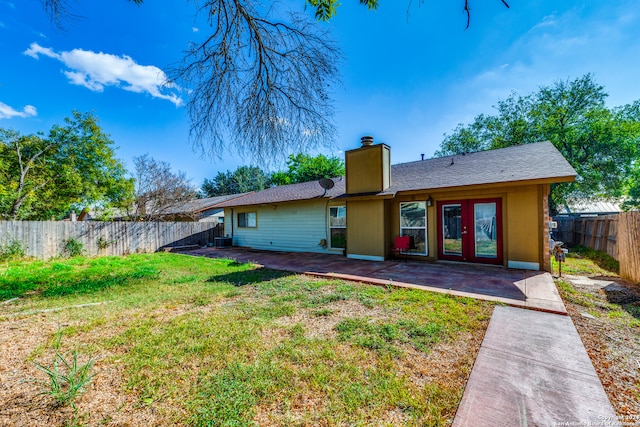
[159,194,250,222]
[218,138,576,272]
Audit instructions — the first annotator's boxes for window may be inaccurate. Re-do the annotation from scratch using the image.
[329,206,346,249]
[400,202,427,255]
[238,211,257,228]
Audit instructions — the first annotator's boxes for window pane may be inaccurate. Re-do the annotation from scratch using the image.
[474,203,497,258]
[330,206,346,227]
[401,229,426,254]
[400,202,426,227]
[442,204,462,255]
[330,228,346,249]
[238,212,256,228]
[247,212,257,227]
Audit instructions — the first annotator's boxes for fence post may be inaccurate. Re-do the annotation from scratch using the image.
[618,212,640,283]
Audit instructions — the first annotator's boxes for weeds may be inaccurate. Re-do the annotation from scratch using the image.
[553,245,620,276]
[63,238,85,257]
[0,239,25,261]
[96,236,115,251]
[31,332,96,410]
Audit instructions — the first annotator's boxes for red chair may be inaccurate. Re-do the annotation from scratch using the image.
[390,235,411,259]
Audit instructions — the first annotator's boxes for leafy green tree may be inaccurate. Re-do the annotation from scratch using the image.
[0,112,134,220]
[436,75,640,212]
[201,166,271,197]
[622,163,640,211]
[270,153,345,185]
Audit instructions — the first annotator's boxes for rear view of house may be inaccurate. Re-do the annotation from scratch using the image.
[219,138,576,272]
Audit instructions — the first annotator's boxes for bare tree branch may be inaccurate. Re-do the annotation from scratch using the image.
[171,0,342,165]
[129,155,197,221]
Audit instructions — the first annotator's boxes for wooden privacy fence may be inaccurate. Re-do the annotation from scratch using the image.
[554,215,618,258]
[555,212,640,283]
[0,221,224,259]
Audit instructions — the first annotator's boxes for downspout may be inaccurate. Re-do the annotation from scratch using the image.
[230,208,234,241]
[324,199,330,251]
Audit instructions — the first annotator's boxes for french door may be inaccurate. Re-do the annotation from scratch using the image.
[437,198,503,265]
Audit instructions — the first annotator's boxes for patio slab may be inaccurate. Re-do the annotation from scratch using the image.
[184,247,566,314]
[453,306,619,426]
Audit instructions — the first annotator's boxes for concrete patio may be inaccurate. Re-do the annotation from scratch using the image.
[185,247,567,314]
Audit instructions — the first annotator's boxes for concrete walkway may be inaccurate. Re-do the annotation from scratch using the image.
[453,306,619,426]
[186,247,567,314]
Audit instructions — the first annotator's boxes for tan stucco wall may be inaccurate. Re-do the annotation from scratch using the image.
[345,144,391,194]
[505,185,540,267]
[388,184,547,269]
[346,199,386,260]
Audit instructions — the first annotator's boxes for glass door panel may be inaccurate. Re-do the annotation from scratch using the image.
[400,202,427,255]
[474,202,497,259]
[438,199,502,265]
[442,204,462,256]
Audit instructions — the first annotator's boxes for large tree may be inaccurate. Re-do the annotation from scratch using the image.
[0,111,133,220]
[270,153,345,185]
[127,154,197,221]
[201,166,271,197]
[436,74,640,211]
[39,0,507,164]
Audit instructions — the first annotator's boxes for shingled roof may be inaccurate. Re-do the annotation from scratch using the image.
[382,141,576,195]
[219,177,346,207]
[164,193,251,215]
[219,142,576,207]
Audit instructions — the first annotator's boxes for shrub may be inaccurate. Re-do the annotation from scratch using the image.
[0,239,26,261]
[63,238,85,257]
[96,236,115,251]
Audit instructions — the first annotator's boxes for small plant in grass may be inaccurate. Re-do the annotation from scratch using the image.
[31,332,96,410]
[0,239,25,261]
[63,238,85,257]
[96,236,115,251]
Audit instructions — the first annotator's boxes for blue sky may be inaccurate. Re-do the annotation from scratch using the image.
[1,0,639,187]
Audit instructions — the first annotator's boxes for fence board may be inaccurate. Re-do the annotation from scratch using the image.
[0,221,223,259]
[618,212,640,283]
[555,215,618,259]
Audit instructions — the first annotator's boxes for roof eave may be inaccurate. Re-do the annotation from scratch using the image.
[392,175,577,196]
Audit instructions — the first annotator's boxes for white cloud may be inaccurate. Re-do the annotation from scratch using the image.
[192,27,199,32]
[23,42,183,106]
[0,102,37,119]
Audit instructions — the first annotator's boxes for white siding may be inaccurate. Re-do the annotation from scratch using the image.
[227,200,336,254]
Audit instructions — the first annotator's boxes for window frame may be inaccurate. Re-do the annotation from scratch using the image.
[399,201,428,256]
[237,211,257,228]
[328,205,346,249]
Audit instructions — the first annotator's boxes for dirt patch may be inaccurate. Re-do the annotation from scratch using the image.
[561,275,640,416]
[272,299,394,338]
[0,311,179,427]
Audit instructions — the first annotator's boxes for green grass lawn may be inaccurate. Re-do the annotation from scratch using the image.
[550,244,620,277]
[0,253,493,426]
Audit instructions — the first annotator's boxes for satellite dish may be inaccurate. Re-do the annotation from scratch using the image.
[319,178,335,190]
